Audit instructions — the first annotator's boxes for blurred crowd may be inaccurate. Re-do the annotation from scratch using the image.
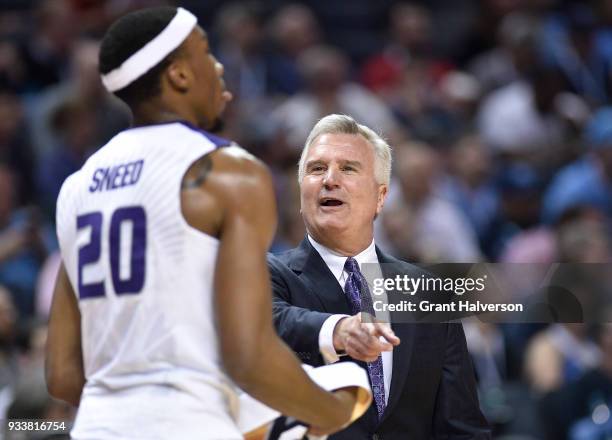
[0,0,612,438]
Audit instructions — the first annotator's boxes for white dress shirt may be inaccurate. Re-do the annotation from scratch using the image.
[309,235,392,404]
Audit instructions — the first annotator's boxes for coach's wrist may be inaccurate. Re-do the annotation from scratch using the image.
[332,317,349,352]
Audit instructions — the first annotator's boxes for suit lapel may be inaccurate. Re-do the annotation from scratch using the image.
[376,248,415,424]
[287,238,352,315]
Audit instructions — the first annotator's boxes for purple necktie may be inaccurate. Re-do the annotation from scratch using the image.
[343,257,386,419]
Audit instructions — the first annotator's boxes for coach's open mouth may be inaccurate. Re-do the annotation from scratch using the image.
[320,197,344,207]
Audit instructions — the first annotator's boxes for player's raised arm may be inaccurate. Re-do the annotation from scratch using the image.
[182,146,357,434]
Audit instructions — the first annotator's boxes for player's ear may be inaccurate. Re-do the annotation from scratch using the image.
[165,58,192,93]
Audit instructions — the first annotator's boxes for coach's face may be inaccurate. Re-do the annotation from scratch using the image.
[300,133,387,255]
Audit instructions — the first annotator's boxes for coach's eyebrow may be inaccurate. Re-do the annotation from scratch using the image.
[340,160,362,169]
[305,160,326,170]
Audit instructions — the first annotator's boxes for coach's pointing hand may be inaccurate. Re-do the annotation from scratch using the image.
[332,313,400,363]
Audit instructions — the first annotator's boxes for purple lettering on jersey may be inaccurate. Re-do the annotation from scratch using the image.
[110,206,146,295]
[111,164,124,189]
[89,159,145,192]
[89,169,104,192]
[77,212,106,299]
[131,160,144,183]
[121,163,132,186]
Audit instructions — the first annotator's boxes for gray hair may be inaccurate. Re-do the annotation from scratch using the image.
[297,114,392,185]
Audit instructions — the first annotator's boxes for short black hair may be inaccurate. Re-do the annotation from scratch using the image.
[99,6,182,108]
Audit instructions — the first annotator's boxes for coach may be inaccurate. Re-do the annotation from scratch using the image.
[269,114,491,439]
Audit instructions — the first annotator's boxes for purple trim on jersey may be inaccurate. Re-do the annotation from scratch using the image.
[176,121,231,148]
[127,120,232,149]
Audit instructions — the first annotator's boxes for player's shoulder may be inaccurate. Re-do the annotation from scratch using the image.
[211,143,268,172]
[182,143,273,207]
[210,145,269,178]
[199,146,275,215]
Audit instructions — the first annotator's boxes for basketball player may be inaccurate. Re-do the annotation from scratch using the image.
[45,7,359,439]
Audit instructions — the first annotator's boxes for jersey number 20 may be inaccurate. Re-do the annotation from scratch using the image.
[76,206,146,299]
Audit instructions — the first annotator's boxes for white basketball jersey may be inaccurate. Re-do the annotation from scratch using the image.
[56,122,243,439]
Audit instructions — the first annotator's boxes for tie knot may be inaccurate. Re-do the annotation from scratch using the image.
[344,257,360,274]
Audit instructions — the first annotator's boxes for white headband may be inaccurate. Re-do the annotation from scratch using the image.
[101,7,198,93]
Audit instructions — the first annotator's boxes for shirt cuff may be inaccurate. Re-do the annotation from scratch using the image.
[319,314,350,364]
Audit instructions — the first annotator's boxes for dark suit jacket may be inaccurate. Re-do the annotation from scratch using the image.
[269,238,491,440]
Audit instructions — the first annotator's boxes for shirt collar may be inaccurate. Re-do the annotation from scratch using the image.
[307,235,378,284]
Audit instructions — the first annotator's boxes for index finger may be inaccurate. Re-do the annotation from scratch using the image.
[359,323,396,351]
[373,322,400,345]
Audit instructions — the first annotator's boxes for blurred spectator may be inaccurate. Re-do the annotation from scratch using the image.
[498,227,557,264]
[542,206,612,328]
[0,88,35,205]
[214,1,300,100]
[4,316,74,435]
[266,3,321,95]
[539,3,612,106]
[214,2,266,101]
[269,3,321,59]
[494,166,558,265]
[462,320,546,436]
[361,3,460,147]
[211,2,314,161]
[441,133,499,246]
[465,320,507,389]
[455,0,526,65]
[500,176,612,266]
[20,0,77,90]
[483,163,545,259]
[378,141,482,262]
[272,44,401,148]
[599,0,612,27]
[0,285,18,392]
[437,70,482,128]
[0,38,31,94]
[556,206,612,264]
[542,106,612,224]
[540,323,612,440]
[361,2,437,96]
[27,38,130,157]
[387,62,476,148]
[36,97,98,218]
[305,0,392,62]
[0,165,48,317]
[468,12,540,93]
[68,0,115,37]
[0,285,18,424]
[525,323,600,394]
[477,63,568,163]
